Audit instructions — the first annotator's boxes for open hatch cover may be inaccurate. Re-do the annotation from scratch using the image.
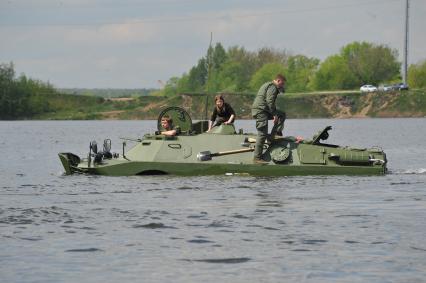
[157,107,192,133]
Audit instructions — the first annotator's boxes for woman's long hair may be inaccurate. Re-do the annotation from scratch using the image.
[214,95,225,111]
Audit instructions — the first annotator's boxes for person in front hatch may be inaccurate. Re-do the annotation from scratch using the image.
[160,115,180,136]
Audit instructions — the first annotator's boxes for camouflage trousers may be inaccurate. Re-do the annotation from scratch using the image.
[253,110,286,159]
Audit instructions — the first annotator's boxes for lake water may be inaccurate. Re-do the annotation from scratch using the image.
[1,118,425,283]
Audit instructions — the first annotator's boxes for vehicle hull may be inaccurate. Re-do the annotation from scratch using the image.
[59,158,386,176]
[59,129,387,176]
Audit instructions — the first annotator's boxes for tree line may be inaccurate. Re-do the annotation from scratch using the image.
[160,41,425,96]
[0,62,103,119]
[0,62,56,119]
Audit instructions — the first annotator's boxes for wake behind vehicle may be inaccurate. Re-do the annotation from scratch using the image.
[59,107,387,176]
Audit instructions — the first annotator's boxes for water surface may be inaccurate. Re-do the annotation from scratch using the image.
[1,119,425,282]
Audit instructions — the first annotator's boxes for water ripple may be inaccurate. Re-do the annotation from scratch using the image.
[183,257,251,264]
[410,246,426,251]
[65,248,104,252]
[187,239,214,244]
[132,223,177,229]
[302,239,328,245]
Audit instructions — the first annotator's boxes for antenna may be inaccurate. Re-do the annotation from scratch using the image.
[403,0,409,84]
[204,32,213,120]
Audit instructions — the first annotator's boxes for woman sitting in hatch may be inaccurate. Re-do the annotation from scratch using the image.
[207,95,236,131]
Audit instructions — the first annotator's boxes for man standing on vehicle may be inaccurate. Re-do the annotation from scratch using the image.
[251,74,287,164]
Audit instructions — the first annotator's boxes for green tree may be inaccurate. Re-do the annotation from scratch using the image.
[163,77,180,97]
[216,61,246,92]
[0,62,60,118]
[186,57,207,92]
[158,41,403,94]
[248,48,290,92]
[211,42,227,72]
[341,41,400,85]
[0,62,16,117]
[286,55,319,92]
[312,41,400,90]
[311,55,357,90]
[158,44,293,94]
[408,60,426,88]
[249,63,286,92]
[0,62,15,84]
[255,47,290,69]
[206,43,228,92]
[215,46,257,92]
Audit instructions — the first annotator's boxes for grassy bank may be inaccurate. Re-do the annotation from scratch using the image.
[30,89,426,120]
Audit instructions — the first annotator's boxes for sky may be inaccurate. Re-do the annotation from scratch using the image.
[1,0,425,89]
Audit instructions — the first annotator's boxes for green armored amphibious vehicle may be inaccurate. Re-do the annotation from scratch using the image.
[59,107,387,176]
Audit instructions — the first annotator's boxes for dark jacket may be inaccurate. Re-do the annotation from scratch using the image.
[251,82,284,117]
[210,102,235,122]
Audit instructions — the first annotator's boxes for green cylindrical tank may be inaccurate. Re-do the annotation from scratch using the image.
[338,152,371,163]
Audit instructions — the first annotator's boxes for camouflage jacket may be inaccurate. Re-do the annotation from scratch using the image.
[251,81,284,117]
